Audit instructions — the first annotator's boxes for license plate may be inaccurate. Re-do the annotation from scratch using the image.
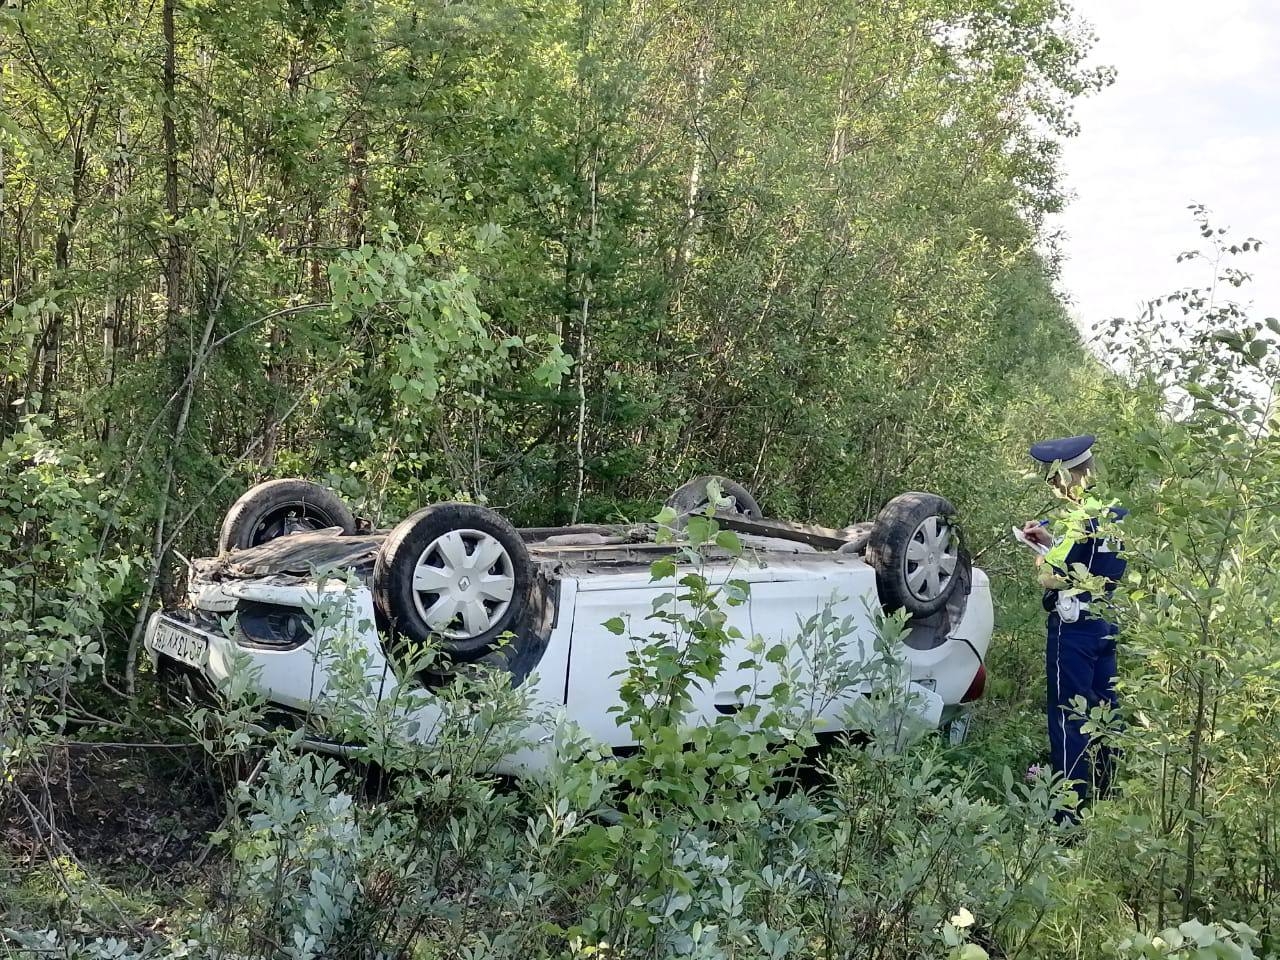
[152,619,209,668]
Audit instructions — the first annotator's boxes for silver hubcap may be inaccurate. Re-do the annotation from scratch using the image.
[904,515,958,602]
[410,529,515,640]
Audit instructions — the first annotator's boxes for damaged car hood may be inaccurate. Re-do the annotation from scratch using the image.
[194,528,384,580]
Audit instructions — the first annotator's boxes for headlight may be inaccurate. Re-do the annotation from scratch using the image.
[234,601,314,649]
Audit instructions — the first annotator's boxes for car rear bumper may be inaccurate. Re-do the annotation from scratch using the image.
[900,570,992,705]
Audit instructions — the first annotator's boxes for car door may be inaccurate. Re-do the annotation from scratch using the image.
[563,558,879,748]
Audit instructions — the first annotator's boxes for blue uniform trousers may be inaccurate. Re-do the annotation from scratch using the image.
[1046,613,1119,808]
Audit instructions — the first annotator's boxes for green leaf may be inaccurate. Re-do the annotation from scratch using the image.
[653,505,679,527]
[685,515,714,546]
[650,558,677,581]
[714,529,742,554]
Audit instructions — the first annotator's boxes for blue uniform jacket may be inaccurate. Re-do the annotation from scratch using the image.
[1041,506,1128,634]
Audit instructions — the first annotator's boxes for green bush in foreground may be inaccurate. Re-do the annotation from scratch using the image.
[0,418,132,778]
[3,495,1263,960]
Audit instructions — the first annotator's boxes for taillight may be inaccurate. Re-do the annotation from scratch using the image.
[961,663,987,703]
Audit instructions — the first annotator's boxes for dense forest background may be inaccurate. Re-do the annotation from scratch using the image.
[3,0,1278,957]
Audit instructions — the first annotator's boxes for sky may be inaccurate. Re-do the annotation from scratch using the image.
[1051,0,1280,341]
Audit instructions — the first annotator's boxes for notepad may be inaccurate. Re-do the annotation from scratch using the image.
[1012,526,1051,556]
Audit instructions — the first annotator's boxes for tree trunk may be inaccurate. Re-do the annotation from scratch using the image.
[261,52,304,470]
[828,22,857,167]
[676,33,712,274]
[346,134,367,246]
[260,323,285,468]
[101,108,128,446]
[571,157,599,524]
[162,0,181,352]
[126,0,184,695]
[33,104,98,421]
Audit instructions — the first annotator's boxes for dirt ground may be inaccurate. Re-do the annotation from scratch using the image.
[1,746,225,921]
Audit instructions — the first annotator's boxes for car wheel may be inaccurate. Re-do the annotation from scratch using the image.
[665,475,763,524]
[219,479,357,553]
[866,491,968,617]
[373,503,533,664]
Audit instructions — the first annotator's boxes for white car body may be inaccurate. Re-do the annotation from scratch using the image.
[146,526,993,775]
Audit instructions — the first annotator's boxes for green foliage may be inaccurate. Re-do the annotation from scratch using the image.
[108,546,1068,960]
[1114,920,1261,960]
[1,0,1104,535]
[0,418,131,771]
[1080,216,1280,942]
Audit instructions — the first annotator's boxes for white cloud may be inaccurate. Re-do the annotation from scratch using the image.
[1052,0,1280,336]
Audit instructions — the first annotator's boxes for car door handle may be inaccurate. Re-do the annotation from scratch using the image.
[713,691,745,715]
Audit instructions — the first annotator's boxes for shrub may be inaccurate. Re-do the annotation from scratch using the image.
[0,417,130,777]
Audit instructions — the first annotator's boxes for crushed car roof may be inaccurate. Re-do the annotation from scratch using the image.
[193,517,875,582]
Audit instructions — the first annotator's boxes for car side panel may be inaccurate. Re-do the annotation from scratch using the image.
[564,563,881,748]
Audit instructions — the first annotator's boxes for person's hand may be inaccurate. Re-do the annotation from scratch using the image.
[1022,520,1052,547]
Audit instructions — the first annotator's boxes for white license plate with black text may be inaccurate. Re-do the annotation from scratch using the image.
[152,618,210,668]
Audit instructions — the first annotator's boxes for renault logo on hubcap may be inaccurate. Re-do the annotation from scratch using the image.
[458,576,471,591]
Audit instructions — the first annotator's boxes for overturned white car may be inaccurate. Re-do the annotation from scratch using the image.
[145,477,993,773]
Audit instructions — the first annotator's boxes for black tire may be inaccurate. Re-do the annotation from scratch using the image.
[219,479,357,553]
[665,475,763,524]
[373,503,533,664]
[865,491,967,618]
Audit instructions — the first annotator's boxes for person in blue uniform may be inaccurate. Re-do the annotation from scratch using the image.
[1020,434,1127,819]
